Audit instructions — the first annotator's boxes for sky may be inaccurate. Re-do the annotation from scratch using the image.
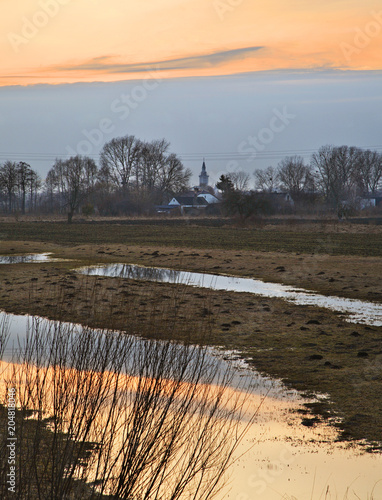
[1,0,382,186]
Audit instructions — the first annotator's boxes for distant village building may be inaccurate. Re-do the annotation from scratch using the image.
[359,192,382,210]
[155,161,220,214]
[199,161,209,188]
[196,192,219,204]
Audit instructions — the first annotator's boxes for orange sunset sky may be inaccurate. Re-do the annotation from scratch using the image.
[2,0,382,86]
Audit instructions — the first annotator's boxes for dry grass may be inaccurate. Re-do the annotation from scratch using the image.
[0,220,381,449]
[0,219,381,255]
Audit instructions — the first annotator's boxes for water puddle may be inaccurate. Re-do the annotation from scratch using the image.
[0,252,67,264]
[0,310,381,498]
[80,263,382,326]
[0,311,287,397]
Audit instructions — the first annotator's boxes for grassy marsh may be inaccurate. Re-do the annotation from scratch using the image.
[0,219,381,449]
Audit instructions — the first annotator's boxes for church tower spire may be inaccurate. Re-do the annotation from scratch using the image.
[199,159,209,188]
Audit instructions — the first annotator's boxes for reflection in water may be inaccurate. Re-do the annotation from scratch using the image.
[0,310,381,499]
[0,253,63,264]
[81,264,382,326]
[0,311,287,400]
[226,409,382,500]
[0,310,257,499]
[102,263,180,282]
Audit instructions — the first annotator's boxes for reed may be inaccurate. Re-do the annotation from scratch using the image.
[0,280,254,499]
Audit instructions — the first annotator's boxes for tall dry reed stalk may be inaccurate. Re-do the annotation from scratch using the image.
[0,279,255,499]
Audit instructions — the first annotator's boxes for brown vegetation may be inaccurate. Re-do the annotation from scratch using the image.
[0,224,381,448]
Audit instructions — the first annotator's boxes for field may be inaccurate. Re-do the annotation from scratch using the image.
[0,217,382,448]
[0,218,382,255]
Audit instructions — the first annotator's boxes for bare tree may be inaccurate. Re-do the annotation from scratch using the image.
[311,145,359,209]
[17,162,41,214]
[98,136,189,211]
[45,165,62,213]
[0,161,18,212]
[277,156,314,199]
[253,166,279,192]
[29,169,42,213]
[138,138,169,193]
[0,161,41,214]
[228,171,250,192]
[47,156,98,223]
[1,312,254,499]
[100,135,142,192]
[156,152,191,198]
[354,149,382,194]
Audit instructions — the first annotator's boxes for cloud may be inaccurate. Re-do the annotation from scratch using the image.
[51,47,264,74]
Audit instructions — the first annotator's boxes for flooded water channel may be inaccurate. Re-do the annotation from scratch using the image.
[81,263,382,326]
[1,255,382,498]
[0,252,66,264]
[1,310,381,499]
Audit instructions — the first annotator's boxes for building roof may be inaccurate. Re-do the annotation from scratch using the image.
[171,196,195,206]
[197,193,219,204]
[168,195,213,207]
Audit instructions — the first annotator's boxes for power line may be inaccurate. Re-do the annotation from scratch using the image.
[1,146,382,163]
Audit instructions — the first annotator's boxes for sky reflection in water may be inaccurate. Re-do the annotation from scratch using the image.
[82,263,382,326]
[1,256,382,498]
[1,310,381,499]
[0,253,65,264]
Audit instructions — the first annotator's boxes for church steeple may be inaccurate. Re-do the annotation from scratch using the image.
[199,159,209,188]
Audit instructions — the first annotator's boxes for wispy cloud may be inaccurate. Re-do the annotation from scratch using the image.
[52,46,264,74]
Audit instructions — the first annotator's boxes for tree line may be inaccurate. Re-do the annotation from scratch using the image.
[1,141,381,220]
[219,145,382,220]
[0,161,41,214]
[0,135,190,222]
[253,145,382,208]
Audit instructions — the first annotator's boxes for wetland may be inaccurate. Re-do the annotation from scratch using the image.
[0,218,381,498]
